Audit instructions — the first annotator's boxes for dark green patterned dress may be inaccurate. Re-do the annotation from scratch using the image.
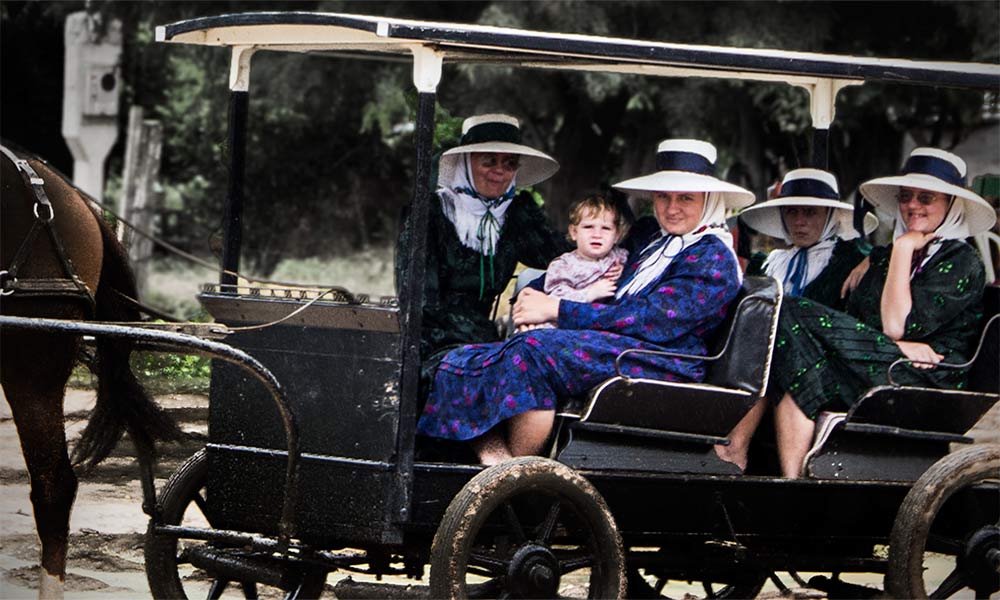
[771,240,985,418]
[396,190,571,373]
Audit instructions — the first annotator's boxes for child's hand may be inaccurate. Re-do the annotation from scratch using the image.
[587,278,617,302]
[603,261,624,281]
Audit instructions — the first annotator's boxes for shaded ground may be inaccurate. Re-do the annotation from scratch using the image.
[1,388,997,598]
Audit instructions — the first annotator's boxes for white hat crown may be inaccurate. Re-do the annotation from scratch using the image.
[656,139,718,166]
[461,113,520,134]
[909,147,967,179]
[782,168,839,196]
[611,138,754,209]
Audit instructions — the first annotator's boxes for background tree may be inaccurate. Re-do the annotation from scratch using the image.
[2,1,996,275]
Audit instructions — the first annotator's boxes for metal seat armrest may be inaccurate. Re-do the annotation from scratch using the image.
[612,293,777,379]
[887,314,1000,386]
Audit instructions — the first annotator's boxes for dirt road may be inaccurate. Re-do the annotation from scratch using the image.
[1,388,997,598]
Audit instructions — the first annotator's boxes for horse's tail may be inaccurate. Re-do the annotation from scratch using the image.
[71,214,187,470]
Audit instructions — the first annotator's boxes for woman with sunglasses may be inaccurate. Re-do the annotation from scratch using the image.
[396,114,571,398]
[717,147,996,477]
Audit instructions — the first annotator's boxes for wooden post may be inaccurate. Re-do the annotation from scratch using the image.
[120,105,163,298]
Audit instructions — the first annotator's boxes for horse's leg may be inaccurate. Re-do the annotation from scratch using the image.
[2,330,79,600]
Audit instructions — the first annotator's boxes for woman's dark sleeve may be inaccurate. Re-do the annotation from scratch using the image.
[511,192,574,270]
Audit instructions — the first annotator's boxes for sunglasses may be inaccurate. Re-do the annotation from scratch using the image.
[476,155,520,172]
[897,190,946,206]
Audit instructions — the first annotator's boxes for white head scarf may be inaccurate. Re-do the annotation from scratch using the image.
[616,192,739,299]
[762,208,839,295]
[893,195,969,274]
[438,154,516,254]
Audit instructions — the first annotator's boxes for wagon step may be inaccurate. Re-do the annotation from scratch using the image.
[183,545,325,591]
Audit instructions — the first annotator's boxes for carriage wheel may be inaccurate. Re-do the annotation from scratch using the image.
[885,443,1000,599]
[144,449,327,599]
[429,457,625,599]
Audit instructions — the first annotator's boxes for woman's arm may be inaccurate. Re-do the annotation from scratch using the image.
[512,288,560,325]
[880,232,935,340]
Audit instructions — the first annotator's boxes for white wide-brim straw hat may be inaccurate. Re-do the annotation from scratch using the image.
[860,147,996,236]
[612,139,755,210]
[740,168,879,241]
[438,114,559,188]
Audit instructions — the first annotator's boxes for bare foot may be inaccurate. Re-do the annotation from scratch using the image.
[713,444,747,472]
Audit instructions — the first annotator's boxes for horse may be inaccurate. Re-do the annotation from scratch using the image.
[0,143,184,598]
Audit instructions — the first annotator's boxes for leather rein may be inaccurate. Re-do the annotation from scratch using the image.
[0,144,96,315]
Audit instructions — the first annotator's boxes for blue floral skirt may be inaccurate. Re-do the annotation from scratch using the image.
[416,328,703,441]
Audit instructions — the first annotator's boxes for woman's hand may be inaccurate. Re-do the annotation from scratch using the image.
[896,340,944,369]
[893,230,937,253]
[841,256,870,299]
[586,278,618,302]
[513,288,560,327]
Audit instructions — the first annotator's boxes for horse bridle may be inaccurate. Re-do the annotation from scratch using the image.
[0,143,96,314]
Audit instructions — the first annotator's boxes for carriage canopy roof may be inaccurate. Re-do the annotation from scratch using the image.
[156,11,1000,90]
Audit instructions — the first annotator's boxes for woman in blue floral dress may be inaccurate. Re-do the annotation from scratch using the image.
[718,147,996,477]
[416,139,755,464]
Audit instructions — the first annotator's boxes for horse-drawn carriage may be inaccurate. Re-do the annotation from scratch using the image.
[2,11,999,600]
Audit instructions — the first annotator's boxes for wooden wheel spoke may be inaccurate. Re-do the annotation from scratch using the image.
[192,490,210,520]
[503,501,528,544]
[926,533,965,555]
[207,579,230,600]
[928,566,968,599]
[538,500,562,543]
[469,550,509,574]
[468,577,507,599]
[558,552,594,573]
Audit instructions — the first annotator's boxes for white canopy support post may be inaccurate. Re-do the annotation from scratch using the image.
[229,45,256,92]
[799,78,861,168]
[394,44,443,520]
[410,45,442,94]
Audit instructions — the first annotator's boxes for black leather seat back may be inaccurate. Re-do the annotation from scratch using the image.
[703,276,782,395]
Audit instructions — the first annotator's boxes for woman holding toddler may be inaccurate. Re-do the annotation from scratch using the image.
[416,139,755,464]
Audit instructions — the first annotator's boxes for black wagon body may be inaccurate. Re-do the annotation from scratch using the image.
[12,10,989,599]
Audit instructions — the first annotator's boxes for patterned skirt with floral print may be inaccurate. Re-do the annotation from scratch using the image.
[416,328,702,441]
[770,297,966,419]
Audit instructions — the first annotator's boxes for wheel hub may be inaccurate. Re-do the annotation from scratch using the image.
[508,543,560,598]
[961,525,1000,595]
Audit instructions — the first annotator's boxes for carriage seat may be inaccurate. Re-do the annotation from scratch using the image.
[555,276,782,473]
[805,307,999,482]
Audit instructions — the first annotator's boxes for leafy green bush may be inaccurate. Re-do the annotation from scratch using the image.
[132,352,211,395]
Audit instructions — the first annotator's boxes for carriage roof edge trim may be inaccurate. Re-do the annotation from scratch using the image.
[154,11,1000,90]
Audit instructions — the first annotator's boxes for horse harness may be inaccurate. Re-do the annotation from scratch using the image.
[1,144,96,314]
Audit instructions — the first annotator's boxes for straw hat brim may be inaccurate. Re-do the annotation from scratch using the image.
[860,174,997,236]
[438,142,559,188]
[740,197,879,241]
[612,171,755,209]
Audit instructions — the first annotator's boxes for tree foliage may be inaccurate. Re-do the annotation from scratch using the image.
[2,1,997,275]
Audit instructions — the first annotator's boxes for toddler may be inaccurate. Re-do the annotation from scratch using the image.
[525,195,629,330]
